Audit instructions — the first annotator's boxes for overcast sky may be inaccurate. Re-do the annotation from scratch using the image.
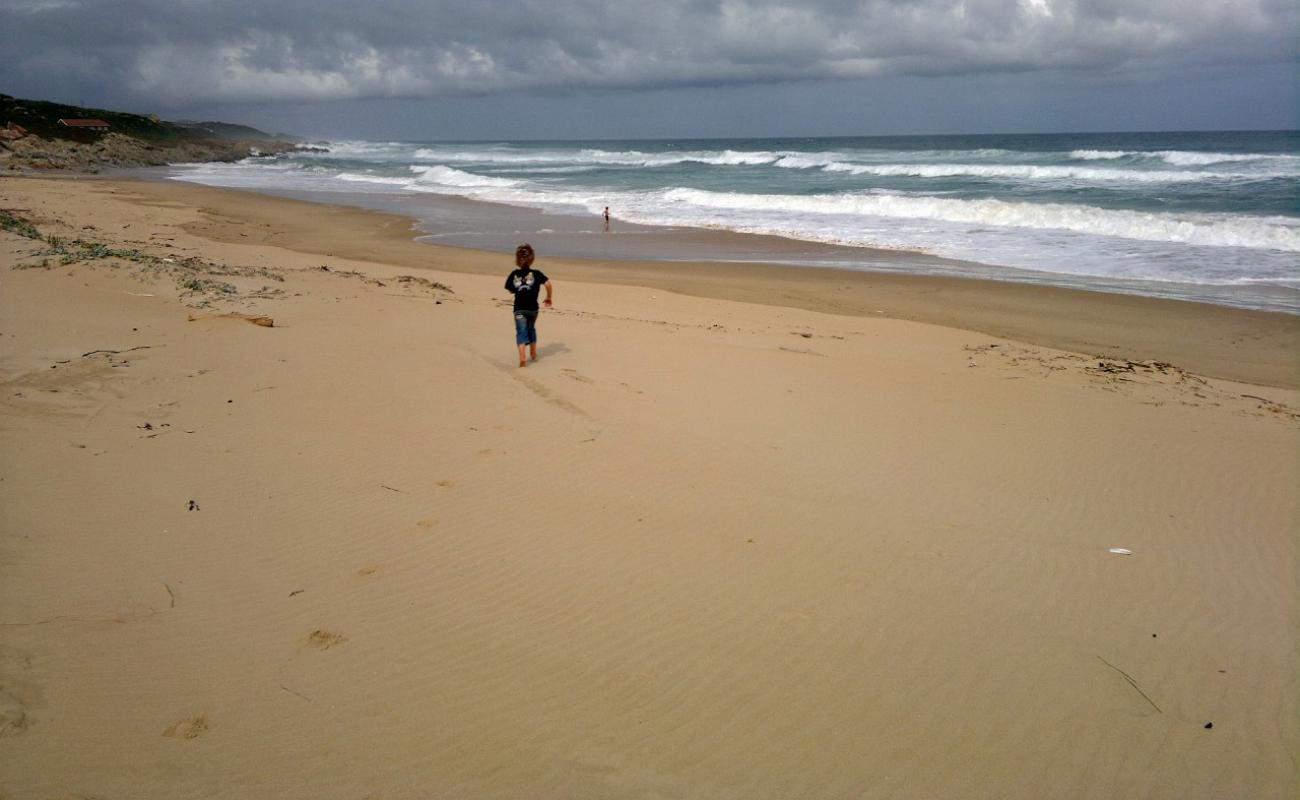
[2,0,1296,139]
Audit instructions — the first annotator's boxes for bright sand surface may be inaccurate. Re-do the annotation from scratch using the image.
[1,175,1297,799]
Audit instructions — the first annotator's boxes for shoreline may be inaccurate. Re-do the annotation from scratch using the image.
[150,131,1300,317]
[76,173,1300,389]
[154,166,1300,315]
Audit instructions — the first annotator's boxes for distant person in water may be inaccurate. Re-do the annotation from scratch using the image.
[504,243,552,367]
[603,206,610,231]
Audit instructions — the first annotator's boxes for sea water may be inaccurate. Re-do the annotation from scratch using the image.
[169,131,1300,312]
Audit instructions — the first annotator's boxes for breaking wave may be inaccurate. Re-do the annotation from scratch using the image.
[654,188,1300,252]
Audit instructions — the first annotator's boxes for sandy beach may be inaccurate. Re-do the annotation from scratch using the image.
[1,175,1297,798]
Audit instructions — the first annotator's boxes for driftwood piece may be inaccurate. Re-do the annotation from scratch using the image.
[1097,656,1163,713]
[81,345,152,358]
[187,312,274,327]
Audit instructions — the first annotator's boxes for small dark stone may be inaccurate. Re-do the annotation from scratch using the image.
[227,399,233,403]
[1152,634,1157,638]
[1204,722,1213,729]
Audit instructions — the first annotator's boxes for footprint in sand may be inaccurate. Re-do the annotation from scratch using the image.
[305,629,347,650]
[561,368,594,384]
[0,688,33,738]
[163,714,209,740]
[356,565,380,577]
[435,479,456,489]
[416,518,440,529]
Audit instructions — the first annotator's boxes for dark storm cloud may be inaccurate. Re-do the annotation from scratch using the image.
[2,0,1295,107]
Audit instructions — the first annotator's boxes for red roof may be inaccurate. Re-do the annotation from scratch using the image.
[58,118,110,128]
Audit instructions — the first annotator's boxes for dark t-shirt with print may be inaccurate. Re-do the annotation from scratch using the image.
[505,268,549,312]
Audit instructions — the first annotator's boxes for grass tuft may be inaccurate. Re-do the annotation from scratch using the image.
[0,210,42,240]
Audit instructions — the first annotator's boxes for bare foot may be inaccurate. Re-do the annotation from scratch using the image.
[518,360,526,368]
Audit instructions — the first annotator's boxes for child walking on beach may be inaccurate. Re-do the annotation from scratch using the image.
[504,243,552,367]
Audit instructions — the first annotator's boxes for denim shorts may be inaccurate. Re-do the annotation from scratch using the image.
[514,310,538,345]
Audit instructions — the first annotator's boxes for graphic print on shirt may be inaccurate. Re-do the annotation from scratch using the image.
[512,273,536,292]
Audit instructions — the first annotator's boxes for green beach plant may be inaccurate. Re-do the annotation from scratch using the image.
[0,210,42,240]
[178,277,237,294]
[47,240,147,265]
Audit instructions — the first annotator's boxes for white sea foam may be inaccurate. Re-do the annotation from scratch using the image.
[652,188,1300,252]
[414,147,572,164]
[407,144,1295,182]
[507,165,601,174]
[1153,150,1283,166]
[310,140,415,160]
[820,162,1253,182]
[414,146,786,168]
[336,172,413,186]
[772,153,842,169]
[692,149,781,166]
[1070,148,1295,168]
[574,148,782,167]
[771,152,1280,182]
[410,165,520,188]
[1071,150,1137,160]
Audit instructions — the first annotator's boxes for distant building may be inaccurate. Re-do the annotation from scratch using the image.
[57,118,110,131]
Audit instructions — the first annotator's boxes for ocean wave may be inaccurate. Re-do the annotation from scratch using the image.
[819,162,1254,182]
[410,165,520,188]
[505,165,601,174]
[413,146,786,168]
[657,188,1300,252]
[1154,150,1287,166]
[392,144,1298,183]
[772,153,841,169]
[336,172,413,186]
[309,140,415,160]
[1070,150,1136,161]
[690,149,780,166]
[231,159,315,171]
[756,152,1275,182]
[1070,148,1295,167]
[413,147,573,164]
[572,148,782,167]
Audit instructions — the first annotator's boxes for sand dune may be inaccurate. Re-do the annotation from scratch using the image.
[0,176,1296,799]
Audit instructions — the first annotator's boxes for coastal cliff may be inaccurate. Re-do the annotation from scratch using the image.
[0,93,300,172]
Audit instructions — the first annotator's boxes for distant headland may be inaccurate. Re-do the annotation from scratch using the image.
[0,94,307,172]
